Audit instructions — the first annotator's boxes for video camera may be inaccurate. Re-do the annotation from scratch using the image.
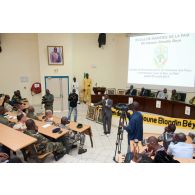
[114,103,130,112]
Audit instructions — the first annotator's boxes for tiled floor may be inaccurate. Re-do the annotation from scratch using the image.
[23,103,190,163]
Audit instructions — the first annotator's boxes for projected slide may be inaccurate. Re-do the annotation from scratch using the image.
[128,33,195,87]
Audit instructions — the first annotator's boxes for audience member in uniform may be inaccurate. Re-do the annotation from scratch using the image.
[13,113,27,131]
[27,106,40,120]
[0,106,9,126]
[170,89,180,101]
[157,88,168,99]
[2,95,13,112]
[158,124,176,150]
[11,90,22,105]
[59,116,87,154]
[167,133,195,159]
[24,119,66,161]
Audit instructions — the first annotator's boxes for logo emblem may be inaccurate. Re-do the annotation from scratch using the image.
[154,45,168,68]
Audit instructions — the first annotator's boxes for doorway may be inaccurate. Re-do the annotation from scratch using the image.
[45,76,69,112]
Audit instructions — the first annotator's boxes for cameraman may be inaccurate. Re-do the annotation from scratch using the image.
[68,89,78,122]
[122,102,143,153]
[42,89,54,113]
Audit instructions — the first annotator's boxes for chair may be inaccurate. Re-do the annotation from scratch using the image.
[178,93,186,102]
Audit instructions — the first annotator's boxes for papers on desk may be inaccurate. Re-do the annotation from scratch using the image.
[185,106,191,115]
[5,115,17,120]
[156,100,161,108]
[42,124,51,128]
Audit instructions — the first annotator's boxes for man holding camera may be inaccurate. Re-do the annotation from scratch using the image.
[42,89,54,113]
[122,102,143,152]
[92,94,113,135]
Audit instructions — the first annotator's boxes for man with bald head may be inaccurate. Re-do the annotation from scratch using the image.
[123,101,143,152]
[167,133,195,159]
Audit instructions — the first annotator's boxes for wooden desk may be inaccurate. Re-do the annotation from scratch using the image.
[91,95,195,119]
[38,115,93,147]
[5,112,69,140]
[0,123,37,152]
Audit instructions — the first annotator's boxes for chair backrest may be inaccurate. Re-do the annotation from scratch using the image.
[178,93,186,102]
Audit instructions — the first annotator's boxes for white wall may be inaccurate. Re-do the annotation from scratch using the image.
[0,33,41,105]
[0,33,194,105]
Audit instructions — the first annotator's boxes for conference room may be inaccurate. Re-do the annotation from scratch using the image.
[0,33,195,163]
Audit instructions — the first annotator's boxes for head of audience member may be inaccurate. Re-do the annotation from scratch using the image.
[17,113,27,124]
[86,73,89,79]
[26,119,38,131]
[3,95,10,104]
[0,106,6,115]
[28,106,35,114]
[131,101,139,113]
[163,88,167,94]
[72,89,76,94]
[46,89,50,95]
[130,85,134,90]
[17,102,24,112]
[164,123,176,133]
[147,136,160,152]
[16,90,21,97]
[172,89,177,95]
[73,77,76,82]
[104,94,109,100]
[45,110,53,121]
[173,133,187,143]
[61,116,70,126]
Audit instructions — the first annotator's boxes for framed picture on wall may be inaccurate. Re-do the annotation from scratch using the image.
[107,88,116,95]
[47,46,64,65]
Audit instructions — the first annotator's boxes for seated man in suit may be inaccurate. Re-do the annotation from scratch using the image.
[170,89,180,101]
[139,87,150,97]
[125,85,137,96]
[167,133,195,159]
[157,88,168,99]
[24,119,66,161]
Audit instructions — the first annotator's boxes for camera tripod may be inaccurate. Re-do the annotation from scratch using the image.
[113,110,128,162]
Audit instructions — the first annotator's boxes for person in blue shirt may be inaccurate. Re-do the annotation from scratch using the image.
[123,101,143,153]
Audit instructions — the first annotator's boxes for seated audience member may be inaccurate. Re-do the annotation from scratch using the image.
[16,102,26,115]
[189,96,195,105]
[11,90,22,105]
[157,88,168,99]
[0,106,9,126]
[2,95,13,112]
[13,113,27,131]
[188,132,195,144]
[59,117,87,154]
[142,136,179,163]
[44,110,54,124]
[125,85,137,96]
[27,106,40,120]
[158,124,176,150]
[0,151,22,163]
[167,133,195,159]
[170,89,180,101]
[24,119,66,161]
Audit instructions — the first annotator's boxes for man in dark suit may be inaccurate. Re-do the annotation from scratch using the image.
[140,87,150,97]
[125,85,137,96]
[93,94,113,135]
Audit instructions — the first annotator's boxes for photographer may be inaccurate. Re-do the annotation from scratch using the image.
[42,89,54,113]
[122,102,143,153]
[68,89,78,122]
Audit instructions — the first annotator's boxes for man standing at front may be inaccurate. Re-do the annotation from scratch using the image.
[42,89,54,113]
[123,101,143,153]
[83,73,92,104]
[93,94,113,135]
[72,77,80,104]
[68,89,78,122]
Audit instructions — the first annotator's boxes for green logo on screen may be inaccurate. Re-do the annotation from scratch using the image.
[154,45,168,68]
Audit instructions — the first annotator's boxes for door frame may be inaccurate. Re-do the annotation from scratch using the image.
[44,76,69,95]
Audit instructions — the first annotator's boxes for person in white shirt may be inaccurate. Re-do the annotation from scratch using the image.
[13,113,27,132]
[167,133,195,159]
[157,88,168,99]
[72,77,80,104]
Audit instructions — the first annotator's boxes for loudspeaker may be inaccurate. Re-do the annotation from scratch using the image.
[98,33,106,48]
